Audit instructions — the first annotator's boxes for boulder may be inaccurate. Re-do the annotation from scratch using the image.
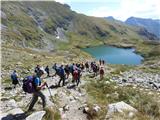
[63,104,69,112]
[107,101,137,115]
[0,108,24,120]
[7,99,18,108]
[0,113,14,120]
[83,107,90,113]
[93,105,101,112]
[135,78,144,83]
[26,111,46,120]
[7,108,24,115]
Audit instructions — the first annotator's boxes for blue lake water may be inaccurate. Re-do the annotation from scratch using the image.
[82,45,143,65]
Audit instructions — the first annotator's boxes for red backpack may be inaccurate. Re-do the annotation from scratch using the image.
[73,70,79,80]
[100,68,104,74]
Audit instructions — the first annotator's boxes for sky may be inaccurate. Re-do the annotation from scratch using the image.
[55,0,160,21]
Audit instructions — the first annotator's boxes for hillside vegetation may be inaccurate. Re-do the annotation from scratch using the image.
[2,1,157,51]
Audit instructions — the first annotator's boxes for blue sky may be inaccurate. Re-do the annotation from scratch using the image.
[55,0,160,21]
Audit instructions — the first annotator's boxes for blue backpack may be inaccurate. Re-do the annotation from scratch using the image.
[22,76,36,93]
[11,73,17,81]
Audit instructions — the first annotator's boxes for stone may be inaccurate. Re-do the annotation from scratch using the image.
[136,78,144,83]
[8,108,24,115]
[128,112,134,118]
[63,104,69,112]
[0,108,24,120]
[7,99,17,108]
[93,105,101,112]
[0,113,14,120]
[105,81,110,84]
[26,111,46,120]
[122,79,127,82]
[69,95,74,101]
[59,108,63,114]
[1,10,7,19]
[107,101,137,115]
[83,107,90,113]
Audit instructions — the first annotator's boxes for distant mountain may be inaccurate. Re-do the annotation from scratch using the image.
[104,16,123,23]
[125,17,160,38]
[104,16,115,21]
[1,1,159,51]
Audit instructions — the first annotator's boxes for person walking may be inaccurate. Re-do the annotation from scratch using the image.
[11,70,20,88]
[45,65,50,77]
[99,67,104,80]
[57,65,65,87]
[64,64,70,79]
[28,68,47,111]
[85,62,89,72]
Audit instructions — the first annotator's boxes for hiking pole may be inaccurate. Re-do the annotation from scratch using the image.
[45,83,55,103]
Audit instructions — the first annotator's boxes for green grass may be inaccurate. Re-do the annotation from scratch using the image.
[85,77,160,120]
[43,107,61,120]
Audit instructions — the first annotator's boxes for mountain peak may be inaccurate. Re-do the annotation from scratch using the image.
[104,16,115,21]
[125,17,160,38]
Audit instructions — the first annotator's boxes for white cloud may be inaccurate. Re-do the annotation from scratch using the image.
[55,0,160,21]
[88,0,160,21]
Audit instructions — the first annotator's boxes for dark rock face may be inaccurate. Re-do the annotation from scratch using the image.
[138,28,159,40]
[93,26,109,37]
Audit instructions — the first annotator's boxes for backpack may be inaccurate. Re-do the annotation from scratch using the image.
[11,73,17,81]
[22,76,36,93]
[59,68,65,77]
[100,68,104,74]
[73,70,79,80]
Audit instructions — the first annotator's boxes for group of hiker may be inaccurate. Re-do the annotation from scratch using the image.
[10,59,105,111]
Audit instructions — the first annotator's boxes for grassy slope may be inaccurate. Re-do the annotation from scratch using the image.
[2,1,148,49]
[2,1,160,81]
[84,76,160,120]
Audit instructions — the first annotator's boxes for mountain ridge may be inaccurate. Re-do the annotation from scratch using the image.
[1,1,159,51]
[125,17,160,38]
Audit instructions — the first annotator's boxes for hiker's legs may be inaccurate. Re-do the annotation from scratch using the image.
[37,91,46,108]
[62,76,65,86]
[28,93,38,110]
[47,71,50,77]
[77,78,80,86]
[67,73,69,79]
[58,78,62,86]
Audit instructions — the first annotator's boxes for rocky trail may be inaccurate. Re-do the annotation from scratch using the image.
[0,70,92,120]
[1,65,160,120]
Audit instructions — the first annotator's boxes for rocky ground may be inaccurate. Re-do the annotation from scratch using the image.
[1,64,160,120]
[112,70,160,90]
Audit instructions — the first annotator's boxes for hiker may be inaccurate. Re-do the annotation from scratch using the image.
[28,68,47,111]
[58,65,66,86]
[85,62,89,72]
[99,59,102,65]
[90,62,94,72]
[35,65,40,74]
[11,70,20,88]
[69,63,75,80]
[52,63,57,70]
[102,60,105,65]
[77,67,82,86]
[45,65,50,77]
[99,67,104,80]
[73,68,79,86]
[93,64,99,77]
[53,65,65,87]
[64,64,70,79]
[80,62,85,72]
